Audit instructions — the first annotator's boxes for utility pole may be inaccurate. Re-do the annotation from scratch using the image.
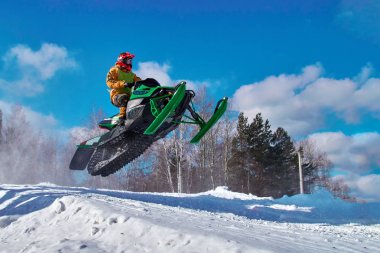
[177,127,183,193]
[297,151,304,194]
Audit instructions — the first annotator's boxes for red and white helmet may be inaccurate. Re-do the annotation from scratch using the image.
[116,52,135,71]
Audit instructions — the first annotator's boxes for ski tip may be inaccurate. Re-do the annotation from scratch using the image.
[190,96,228,143]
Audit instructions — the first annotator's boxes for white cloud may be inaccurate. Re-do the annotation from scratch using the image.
[135,61,173,86]
[354,63,373,84]
[308,131,380,174]
[355,78,380,112]
[334,174,380,202]
[355,174,380,201]
[0,78,44,97]
[134,61,209,90]
[1,43,78,96]
[311,130,380,202]
[233,64,322,110]
[232,63,380,136]
[4,43,77,80]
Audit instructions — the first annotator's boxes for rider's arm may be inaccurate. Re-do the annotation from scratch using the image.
[106,67,125,89]
[133,74,141,82]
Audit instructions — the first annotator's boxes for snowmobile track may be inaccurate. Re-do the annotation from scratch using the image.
[87,131,156,177]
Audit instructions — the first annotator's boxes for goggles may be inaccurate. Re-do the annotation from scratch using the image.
[122,58,132,65]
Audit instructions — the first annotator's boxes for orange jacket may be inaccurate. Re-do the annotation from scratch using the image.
[106,66,141,100]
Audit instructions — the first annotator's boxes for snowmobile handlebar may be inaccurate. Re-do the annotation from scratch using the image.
[124,82,136,89]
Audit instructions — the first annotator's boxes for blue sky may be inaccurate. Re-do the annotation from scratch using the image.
[0,0,379,200]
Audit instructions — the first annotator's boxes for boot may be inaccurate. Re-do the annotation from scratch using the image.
[117,114,126,125]
[118,107,127,125]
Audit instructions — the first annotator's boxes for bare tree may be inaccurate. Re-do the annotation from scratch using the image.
[322,177,357,202]
[173,124,190,193]
[151,138,176,192]
[162,138,176,192]
[150,139,176,192]
[297,139,332,193]
[220,105,235,186]
[191,86,213,191]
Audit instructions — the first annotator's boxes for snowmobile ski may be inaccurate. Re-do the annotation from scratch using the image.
[190,97,228,143]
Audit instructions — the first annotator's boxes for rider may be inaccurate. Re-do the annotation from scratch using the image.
[106,52,141,121]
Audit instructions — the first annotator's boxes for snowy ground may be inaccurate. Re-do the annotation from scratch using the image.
[0,184,379,253]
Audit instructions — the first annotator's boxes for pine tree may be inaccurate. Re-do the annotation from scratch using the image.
[228,113,305,198]
[247,113,272,196]
[268,127,298,197]
[227,113,250,193]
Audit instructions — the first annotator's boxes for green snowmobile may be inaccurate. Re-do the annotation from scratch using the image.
[69,78,228,177]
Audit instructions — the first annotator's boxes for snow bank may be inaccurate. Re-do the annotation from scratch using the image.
[1,185,379,224]
[0,184,379,253]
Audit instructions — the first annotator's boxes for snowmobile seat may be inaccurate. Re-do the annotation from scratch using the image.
[98,114,121,130]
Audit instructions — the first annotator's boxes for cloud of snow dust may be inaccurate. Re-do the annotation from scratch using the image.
[0,100,76,147]
[0,105,77,185]
[0,100,58,130]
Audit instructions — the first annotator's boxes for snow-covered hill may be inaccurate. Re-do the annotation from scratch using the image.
[0,184,379,253]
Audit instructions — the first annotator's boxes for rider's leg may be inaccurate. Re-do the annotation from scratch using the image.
[111,94,129,119]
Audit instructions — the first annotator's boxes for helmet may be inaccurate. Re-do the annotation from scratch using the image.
[116,52,135,71]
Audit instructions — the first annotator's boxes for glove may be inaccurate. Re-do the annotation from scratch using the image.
[124,82,136,89]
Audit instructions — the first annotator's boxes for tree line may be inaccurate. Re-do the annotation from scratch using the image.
[227,112,329,198]
[0,88,353,199]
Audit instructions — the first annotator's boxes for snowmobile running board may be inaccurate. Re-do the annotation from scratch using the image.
[144,82,186,135]
[190,97,228,143]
